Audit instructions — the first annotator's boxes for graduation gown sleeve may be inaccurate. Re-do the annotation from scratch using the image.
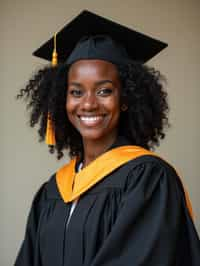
[14,183,46,266]
[90,159,200,266]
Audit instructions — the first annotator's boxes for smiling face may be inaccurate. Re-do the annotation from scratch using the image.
[66,59,121,144]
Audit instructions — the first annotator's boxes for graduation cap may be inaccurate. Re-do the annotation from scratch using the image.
[33,10,167,66]
[34,10,168,146]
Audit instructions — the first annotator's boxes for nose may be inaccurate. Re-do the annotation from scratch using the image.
[81,92,99,111]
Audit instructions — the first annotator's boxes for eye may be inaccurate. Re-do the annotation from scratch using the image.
[97,88,113,96]
[68,88,83,97]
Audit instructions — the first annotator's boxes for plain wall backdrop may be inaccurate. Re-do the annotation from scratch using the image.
[1,0,200,265]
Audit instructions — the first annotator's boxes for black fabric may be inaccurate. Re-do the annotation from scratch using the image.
[65,35,131,66]
[14,139,200,266]
[33,10,167,64]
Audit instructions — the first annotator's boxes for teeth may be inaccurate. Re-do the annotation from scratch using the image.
[80,116,102,121]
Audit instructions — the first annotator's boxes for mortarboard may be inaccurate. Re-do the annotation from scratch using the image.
[33,10,167,65]
[33,10,168,146]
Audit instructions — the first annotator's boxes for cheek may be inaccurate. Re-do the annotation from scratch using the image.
[107,96,121,115]
[103,99,121,128]
[66,96,76,116]
[112,98,121,123]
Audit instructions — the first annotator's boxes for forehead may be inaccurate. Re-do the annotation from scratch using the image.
[68,59,120,80]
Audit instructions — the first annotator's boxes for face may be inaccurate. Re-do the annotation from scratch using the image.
[66,59,121,143]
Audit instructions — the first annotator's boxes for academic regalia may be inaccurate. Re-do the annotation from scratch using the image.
[14,137,200,266]
[15,10,200,266]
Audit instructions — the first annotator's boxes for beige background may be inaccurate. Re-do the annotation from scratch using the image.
[1,0,200,265]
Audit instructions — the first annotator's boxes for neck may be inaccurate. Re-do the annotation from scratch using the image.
[82,133,118,167]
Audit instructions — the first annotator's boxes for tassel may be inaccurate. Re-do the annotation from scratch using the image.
[45,34,57,145]
[52,33,58,66]
[45,113,56,145]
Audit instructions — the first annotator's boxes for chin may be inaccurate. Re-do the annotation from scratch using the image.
[81,132,105,141]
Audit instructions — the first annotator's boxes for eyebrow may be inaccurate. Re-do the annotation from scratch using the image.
[68,80,114,87]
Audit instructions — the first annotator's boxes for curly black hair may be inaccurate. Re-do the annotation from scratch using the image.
[17,61,169,159]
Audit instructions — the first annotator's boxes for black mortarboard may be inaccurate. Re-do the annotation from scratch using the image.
[33,10,167,66]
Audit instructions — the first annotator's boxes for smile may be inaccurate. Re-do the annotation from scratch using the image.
[78,115,105,126]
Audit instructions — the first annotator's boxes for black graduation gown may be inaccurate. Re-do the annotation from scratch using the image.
[14,140,200,266]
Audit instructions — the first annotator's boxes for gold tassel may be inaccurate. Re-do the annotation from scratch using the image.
[52,33,58,66]
[45,34,57,145]
[45,113,56,145]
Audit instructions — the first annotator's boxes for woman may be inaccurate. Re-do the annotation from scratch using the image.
[15,10,200,266]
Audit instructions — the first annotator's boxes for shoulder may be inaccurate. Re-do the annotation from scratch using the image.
[131,154,178,178]
[32,173,62,205]
[121,154,184,203]
[125,152,176,171]
[31,158,75,202]
[32,182,47,205]
[89,153,180,195]
[126,154,180,183]
[108,153,182,196]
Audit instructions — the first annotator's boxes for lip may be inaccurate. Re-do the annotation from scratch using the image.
[78,115,106,127]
